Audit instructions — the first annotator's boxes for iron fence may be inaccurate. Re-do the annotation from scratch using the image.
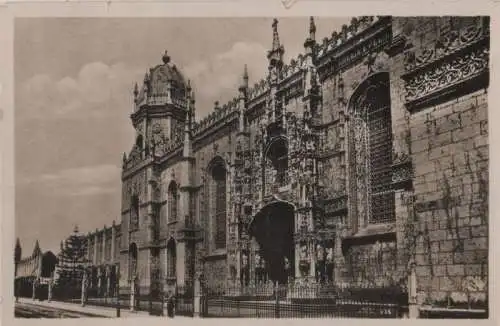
[201,283,408,318]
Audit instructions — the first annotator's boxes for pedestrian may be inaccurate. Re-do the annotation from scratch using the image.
[166,290,175,318]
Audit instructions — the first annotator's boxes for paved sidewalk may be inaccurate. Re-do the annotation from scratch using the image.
[16,297,192,319]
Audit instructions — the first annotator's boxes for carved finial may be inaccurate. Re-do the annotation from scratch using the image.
[214,101,220,111]
[187,79,192,92]
[271,18,280,51]
[162,50,171,64]
[143,72,150,83]
[133,82,138,97]
[243,64,249,84]
[112,220,116,226]
[123,152,127,163]
[73,224,79,233]
[240,64,249,91]
[309,16,316,40]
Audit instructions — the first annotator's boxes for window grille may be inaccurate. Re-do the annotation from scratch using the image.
[348,75,395,227]
[168,182,178,222]
[211,163,227,250]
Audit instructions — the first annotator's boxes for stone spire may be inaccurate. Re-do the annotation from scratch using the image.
[304,16,317,54]
[162,50,171,64]
[239,64,249,92]
[14,238,22,264]
[32,240,41,256]
[238,65,248,133]
[183,80,193,158]
[267,18,285,68]
[309,16,316,41]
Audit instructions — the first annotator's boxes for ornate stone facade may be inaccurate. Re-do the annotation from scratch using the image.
[83,16,488,306]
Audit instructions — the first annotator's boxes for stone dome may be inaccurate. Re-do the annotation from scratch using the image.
[134,51,187,107]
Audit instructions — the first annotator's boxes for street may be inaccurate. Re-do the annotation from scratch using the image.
[15,301,108,318]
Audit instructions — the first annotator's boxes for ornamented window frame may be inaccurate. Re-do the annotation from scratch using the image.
[167,181,178,223]
[208,156,228,251]
[347,72,395,231]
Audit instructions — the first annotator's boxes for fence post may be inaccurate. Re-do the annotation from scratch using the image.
[81,276,86,307]
[32,279,36,301]
[47,280,53,303]
[193,276,201,318]
[408,263,419,319]
[274,281,280,318]
[130,279,136,312]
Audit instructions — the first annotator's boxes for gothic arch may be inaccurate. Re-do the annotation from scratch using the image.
[206,156,228,250]
[346,71,395,230]
[167,181,178,223]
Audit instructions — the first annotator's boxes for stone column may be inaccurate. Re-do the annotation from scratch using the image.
[93,233,98,265]
[193,275,201,318]
[176,242,186,288]
[32,278,36,301]
[47,279,53,302]
[249,237,257,286]
[81,274,87,307]
[408,263,419,318]
[130,278,136,312]
[97,267,102,296]
[102,229,106,264]
[310,241,316,280]
[87,234,91,262]
[111,221,116,263]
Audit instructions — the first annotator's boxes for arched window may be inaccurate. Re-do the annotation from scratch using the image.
[130,195,139,229]
[168,181,178,222]
[166,238,176,278]
[210,158,227,250]
[265,137,288,187]
[128,243,138,280]
[348,72,395,228]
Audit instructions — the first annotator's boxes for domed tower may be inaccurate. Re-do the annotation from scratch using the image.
[127,51,190,163]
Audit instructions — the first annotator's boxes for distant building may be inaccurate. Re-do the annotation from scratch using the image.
[14,239,58,298]
[82,16,489,308]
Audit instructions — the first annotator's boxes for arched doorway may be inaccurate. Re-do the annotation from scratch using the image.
[248,201,295,285]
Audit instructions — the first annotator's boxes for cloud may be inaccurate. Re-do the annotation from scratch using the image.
[18,62,144,120]
[20,164,121,197]
[184,41,269,118]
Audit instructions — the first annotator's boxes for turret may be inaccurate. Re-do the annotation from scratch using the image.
[238,65,249,133]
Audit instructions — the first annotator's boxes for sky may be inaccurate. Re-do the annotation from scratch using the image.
[14,17,350,256]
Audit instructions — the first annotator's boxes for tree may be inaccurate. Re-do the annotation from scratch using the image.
[56,225,91,288]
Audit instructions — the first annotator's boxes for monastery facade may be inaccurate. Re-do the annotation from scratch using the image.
[84,16,489,305]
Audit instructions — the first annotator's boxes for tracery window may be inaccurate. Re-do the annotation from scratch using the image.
[130,195,139,230]
[168,181,178,223]
[210,159,227,250]
[348,73,395,228]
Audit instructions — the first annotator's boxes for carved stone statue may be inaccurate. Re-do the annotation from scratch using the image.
[299,244,308,261]
[326,247,334,263]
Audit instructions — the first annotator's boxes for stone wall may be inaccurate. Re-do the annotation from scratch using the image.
[410,90,488,306]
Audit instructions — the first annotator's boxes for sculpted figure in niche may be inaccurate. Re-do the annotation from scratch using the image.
[299,244,308,261]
